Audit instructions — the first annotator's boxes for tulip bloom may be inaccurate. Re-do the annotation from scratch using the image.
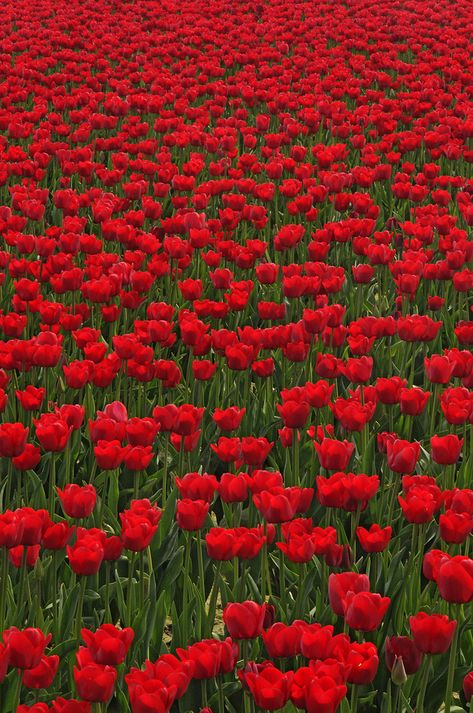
[223,601,267,640]
[240,663,293,711]
[385,636,423,675]
[34,415,72,452]
[430,434,463,465]
[346,641,379,684]
[343,592,390,631]
[328,572,371,616]
[57,484,97,519]
[177,638,239,679]
[74,662,117,702]
[409,612,457,654]
[386,439,420,474]
[23,654,59,688]
[313,438,355,471]
[464,671,473,703]
[0,422,29,458]
[436,556,473,603]
[262,622,305,658]
[176,499,209,531]
[439,510,473,544]
[3,628,52,670]
[81,625,134,665]
[277,399,310,428]
[67,537,104,576]
[356,524,392,552]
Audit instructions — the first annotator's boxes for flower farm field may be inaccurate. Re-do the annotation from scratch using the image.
[0,0,472,711]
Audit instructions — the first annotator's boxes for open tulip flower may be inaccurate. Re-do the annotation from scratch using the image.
[0,0,471,711]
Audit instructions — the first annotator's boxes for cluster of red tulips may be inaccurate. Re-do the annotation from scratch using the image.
[0,0,472,711]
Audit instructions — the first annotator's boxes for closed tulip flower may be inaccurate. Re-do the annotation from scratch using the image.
[430,434,463,465]
[262,621,306,658]
[23,654,59,688]
[57,484,97,519]
[177,638,239,679]
[223,601,267,640]
[277,399,310,429]
[240,662,293,710]
[343,591,390,631]
[176,499,209,531]
[386,439,420,474]
[464,671,473,703]
[81,624,134,665]
[346,641,379,684]
[302,674,348,713]
[16,386,46,411]
[212,406,246,431]
[34,414,72,452]
[409,612,457,654]
[356,524,392,552]
[314,438,355,471]
[385,636,423,675]
[328,572,371,616]
[3,628,52,670]
[253,487,300,523]
[0,422,29,458]
[439,510,473,544]
[436,556,473,603]
[67,536,104,576]
[74,662,117,702]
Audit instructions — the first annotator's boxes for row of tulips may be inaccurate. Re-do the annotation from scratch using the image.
[0,0,472,710]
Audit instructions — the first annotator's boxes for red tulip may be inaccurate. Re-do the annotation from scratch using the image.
[430,434,463,465]
[176,499,209,531]
[409,612,457,654]
[2,628,52,670]
[74,661,117,702]
[223,601,267,640]
[239,662,293,711]
[356,524,392,552]
[81,624,134,665]
[57,484,97,519]
[328,572,371,616]
[343,591,390,631]
[23,654,59,688]
[436,556,473,603]
[385,636,423,675]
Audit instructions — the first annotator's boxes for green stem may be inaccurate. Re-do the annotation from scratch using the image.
[206,560,222,637]
[416,658,431,713]
[444,607,460,713]
[12,669,22,711]
[218,676,225,713]
[105,562,111,623]
[139,550,145,613]
[292,432,300,486]
[162,438,169,504]
[278,526,286,620]
[48,454,56,517]
[16,548,29,624]
[0,547,8,632]
[350,684,359,713]
[201,679,208,708]
[196,530,206,637]
[126,552,136,627]
[76,575,87,642]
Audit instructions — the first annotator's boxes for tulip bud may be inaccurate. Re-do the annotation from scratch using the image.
[263,604,276,629]
[391,656,408,686]
[341,544,354,568]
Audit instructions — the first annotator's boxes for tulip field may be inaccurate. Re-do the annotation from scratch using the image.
[0,0,473,711]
